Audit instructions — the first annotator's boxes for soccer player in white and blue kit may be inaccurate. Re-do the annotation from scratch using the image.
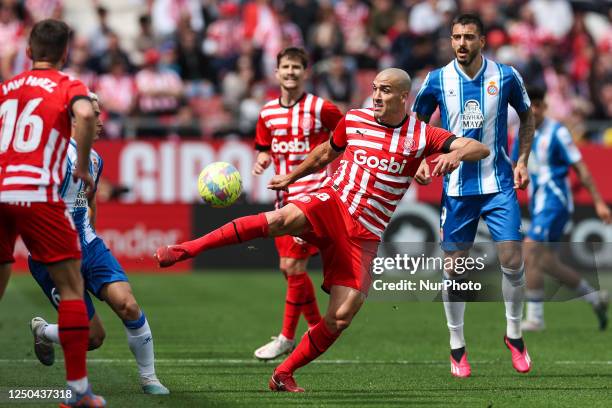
[412,14,535,377]
[27,94,169,395]
[511,87,610,332]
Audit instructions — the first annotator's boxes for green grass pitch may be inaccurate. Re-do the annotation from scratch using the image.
[0,272,610,407]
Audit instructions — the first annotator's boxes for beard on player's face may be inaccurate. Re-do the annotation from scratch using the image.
[455,46,479,66]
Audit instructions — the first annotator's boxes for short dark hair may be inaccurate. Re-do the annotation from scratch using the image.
[526,86,546,102]
[276,47,308,69]
[28,19,71,64]
[451,14,484,36]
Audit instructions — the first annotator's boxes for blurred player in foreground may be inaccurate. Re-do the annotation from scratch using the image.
[0,19,105,407]
[28,93,169,395]
[155,68,490,391]
[412,13,535,377]
[511,87,611,331]
[252,47,342,360]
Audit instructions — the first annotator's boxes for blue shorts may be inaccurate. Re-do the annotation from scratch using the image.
[440,189,523,251]
[29,238,128,320]
[528,208,570,242]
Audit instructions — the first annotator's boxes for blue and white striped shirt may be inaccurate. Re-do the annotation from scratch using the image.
[412,57,531,196]
[57,139,103,245]
[511,118,581,214]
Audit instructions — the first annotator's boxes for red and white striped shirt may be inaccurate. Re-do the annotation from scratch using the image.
[325,108,455,240]
[0,69,89,202]
[255,93,343,207]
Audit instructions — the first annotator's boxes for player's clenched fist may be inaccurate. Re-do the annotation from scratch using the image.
[268,174,292,191]
[73,167,95,200]
[414,160,432,185]
[252,151,272,175]
[513,162,530,190]
[431,151,461,177]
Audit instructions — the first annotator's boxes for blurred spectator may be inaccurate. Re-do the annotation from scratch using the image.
[314,54,355,112]
[276,6,304,51]
[63,37,97,91]
[133,15,157,66]
[528,0,574,40]
[88,6,112,58]
[409,0,443,35]
[151,0,203,40]
[25,0,62,22]
[203,1,244,81]
[0,1,24,81]
[367,0,399,51]
[135,49,185,117]
[96,58,136,138]
[222,55,256,114]
[176,27,210,81]
[308,3,344,63]
[285,0,319,41]
[334,0,370,66]
[90,31,132,74]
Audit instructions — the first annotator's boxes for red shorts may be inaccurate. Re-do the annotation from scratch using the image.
[292,187,379,294]
[0,201,81,264]
[274,235,318,259]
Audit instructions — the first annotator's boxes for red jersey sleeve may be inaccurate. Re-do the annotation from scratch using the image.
[255,113,272,151]
[65,78,90,112]
[423,123,456,156]
[320,100,343,131]
[330,115,347,151]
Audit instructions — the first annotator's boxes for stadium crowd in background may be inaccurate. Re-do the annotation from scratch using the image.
[0,0,609,141]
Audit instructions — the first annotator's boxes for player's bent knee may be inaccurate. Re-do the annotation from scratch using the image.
[88,331,105,350]
[114,298,141,321]
[324,311,355,332]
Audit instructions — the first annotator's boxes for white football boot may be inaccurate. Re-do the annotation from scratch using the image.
[254,334,295,360]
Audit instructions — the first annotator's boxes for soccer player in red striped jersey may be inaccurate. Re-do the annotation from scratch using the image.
[0,20,105,406]
[155,68,490,391]
[251,47,343,360]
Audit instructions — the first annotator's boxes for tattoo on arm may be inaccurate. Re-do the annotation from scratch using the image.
[516,109,535,165]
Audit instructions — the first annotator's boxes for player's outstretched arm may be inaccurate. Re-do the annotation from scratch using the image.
[431,138,490,177]
[573,161,612,224]
[269,140,341,191]
[72,99,97,197]
[514,108,535,190]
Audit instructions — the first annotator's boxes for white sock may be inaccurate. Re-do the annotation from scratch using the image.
[526,301,544,322]
[442,271,466,349]
[575,279,599,305]
[43,323,60,344]
[502,264,525,339]
[67,377,88,394]
[124,316,156,380]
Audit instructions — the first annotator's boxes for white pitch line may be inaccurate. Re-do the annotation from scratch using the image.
[0,359,610,365]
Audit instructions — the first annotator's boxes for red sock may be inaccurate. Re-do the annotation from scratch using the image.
[182,213,269,256]
[58,299,89,381]
[281,274,306,340]
[276,320,340,375]
[301,273,321,327]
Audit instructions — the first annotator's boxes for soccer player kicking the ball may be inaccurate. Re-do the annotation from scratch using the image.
[511,87,611,331]
[251,47,343,360]
[412,14,535,377]
[155,67,490,391]
[0,20,105,407]
[28,94,169,395]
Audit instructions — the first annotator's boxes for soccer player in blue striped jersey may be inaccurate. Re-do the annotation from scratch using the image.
[412,14,536,377]
[27,93,170,395]
[511,87,610,332]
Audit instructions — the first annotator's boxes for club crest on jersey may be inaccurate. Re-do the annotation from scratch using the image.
[403,137,415,151]
[487,81,498,95]
[297,195,312,203]
[461,100,484,129]
[300,116,313,130]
